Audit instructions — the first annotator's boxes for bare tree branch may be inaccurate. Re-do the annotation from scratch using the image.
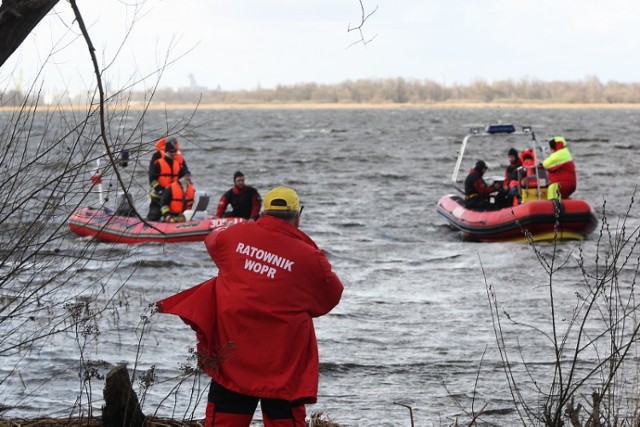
[347,0,378,48]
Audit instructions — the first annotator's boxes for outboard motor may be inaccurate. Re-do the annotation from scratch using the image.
[118,149,130,168]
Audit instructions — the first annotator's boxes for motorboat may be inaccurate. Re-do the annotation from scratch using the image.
[436,124,598,242]
[68,188,245,244]
[68,207,244,244]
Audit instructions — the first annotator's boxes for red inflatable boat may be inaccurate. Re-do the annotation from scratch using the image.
[437,124,598,242]
[437,195,597,242]
[68,207,244,244]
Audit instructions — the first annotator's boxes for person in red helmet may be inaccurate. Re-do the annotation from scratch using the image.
[540,136,576,200]
[157,186,344,427]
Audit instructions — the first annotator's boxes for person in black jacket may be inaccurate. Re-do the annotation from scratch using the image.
[214,171,262,220]
[500,147,523,206]
[464,160,502,211]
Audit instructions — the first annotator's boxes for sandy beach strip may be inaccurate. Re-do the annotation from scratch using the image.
[2,101,640,112]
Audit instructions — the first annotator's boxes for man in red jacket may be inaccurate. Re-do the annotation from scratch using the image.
[541,136,577,200]
[157,186,344,427]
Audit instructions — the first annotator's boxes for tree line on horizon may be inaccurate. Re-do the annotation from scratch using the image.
[144,76,640,105]
[3,76,640,107]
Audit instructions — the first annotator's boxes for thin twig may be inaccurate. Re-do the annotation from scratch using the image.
[347,0,378,48]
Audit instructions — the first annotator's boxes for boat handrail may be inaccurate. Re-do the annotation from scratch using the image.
[450,124,547,184]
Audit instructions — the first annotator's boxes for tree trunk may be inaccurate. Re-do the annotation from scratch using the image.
[0,0,60,67]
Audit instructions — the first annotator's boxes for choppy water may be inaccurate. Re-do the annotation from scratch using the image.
[2,107,640,425]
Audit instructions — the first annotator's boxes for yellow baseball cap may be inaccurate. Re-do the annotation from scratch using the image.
[263,187,300,212]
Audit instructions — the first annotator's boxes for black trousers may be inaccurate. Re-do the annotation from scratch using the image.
[206,380,306,426]
[147,196,162,221]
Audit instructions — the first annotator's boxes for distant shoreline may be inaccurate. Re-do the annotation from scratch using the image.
[2,102,640,112]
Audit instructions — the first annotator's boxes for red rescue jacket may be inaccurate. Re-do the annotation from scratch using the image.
[157,215,343,403]
[542,140,577,198]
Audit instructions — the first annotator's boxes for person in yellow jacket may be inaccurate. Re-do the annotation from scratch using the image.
[540,136,577,200]
[160,174,195,222]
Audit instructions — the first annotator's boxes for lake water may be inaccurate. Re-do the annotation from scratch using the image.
[2,107,640,426]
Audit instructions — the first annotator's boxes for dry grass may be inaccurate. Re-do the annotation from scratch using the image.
[0,412,342,427]
[0,418,200,426]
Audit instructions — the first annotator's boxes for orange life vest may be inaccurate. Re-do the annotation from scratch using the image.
[518,149,542,188]
[155,157,181,188]
[167,181,195,214]
[155,138,185,168]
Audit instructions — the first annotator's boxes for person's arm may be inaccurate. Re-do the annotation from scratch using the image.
[543,148,572,170]
[215,193,229,218]
[249,192,262,219]
[502,169,508,190]
[149,159,160,186]
[180,158,191,176]
[474,178,495,196]
[204,228,226,268]
[305,249,344,317]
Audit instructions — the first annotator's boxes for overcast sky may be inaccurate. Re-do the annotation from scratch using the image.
[3,0,640,94]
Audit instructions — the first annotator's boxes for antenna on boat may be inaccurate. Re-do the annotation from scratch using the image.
[90,158,104,206]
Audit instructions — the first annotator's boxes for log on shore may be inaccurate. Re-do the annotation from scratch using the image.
[102,365,145,427]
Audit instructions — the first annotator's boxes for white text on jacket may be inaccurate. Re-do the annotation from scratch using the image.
[236,242,295,278]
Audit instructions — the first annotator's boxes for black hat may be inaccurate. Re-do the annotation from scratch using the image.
[165,140,177,153]
[475,160,488,171]
[508,148,518,157]
[233,171,244,180]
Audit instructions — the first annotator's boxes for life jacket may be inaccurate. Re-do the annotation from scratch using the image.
[520,149,536,167]
[167,181,195,214]
[155,156,181,188]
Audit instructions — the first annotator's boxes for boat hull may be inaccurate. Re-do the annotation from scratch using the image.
[68,207,244,244]
[436,195,598,242]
